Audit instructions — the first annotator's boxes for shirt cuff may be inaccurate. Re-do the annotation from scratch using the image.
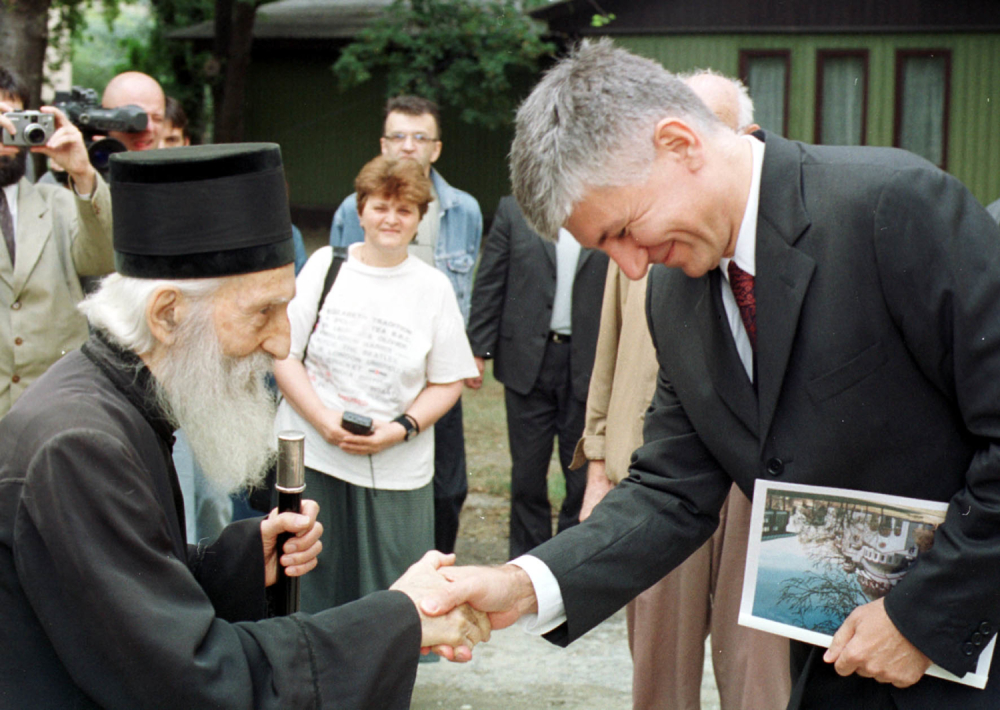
[71,176,96,200]
[509,554,566,635]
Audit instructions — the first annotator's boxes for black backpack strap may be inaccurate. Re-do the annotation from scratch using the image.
[303,246,347,362]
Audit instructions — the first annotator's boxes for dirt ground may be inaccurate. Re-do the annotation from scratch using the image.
[410,492,722,710]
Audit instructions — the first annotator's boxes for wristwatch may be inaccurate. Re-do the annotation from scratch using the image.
[393,413,420,441]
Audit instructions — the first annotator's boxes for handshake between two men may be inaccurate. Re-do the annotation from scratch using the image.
[266,498,514,661]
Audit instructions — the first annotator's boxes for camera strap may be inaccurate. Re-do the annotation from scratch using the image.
[302,246,347,363]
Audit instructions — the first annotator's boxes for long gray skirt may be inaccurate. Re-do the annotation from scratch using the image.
[300,467,435,612]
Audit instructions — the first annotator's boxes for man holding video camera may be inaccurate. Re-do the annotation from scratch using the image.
[101,71,165,152]
[0,67,113,419]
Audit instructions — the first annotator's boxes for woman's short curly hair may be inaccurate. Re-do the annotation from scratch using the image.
[355,155,433,219]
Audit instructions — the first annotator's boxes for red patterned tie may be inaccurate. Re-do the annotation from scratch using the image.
[727,261,756,351]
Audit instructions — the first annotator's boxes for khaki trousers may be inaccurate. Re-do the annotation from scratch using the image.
[628,485,792,710]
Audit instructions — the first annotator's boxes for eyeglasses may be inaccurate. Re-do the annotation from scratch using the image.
[383,132,439,145]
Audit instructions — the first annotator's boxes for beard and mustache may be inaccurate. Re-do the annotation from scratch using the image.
[151,302,278,496]
[0,149,27,187]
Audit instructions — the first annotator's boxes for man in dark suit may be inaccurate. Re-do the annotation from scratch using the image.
[423,41,1000,708]
[466,196,607,557]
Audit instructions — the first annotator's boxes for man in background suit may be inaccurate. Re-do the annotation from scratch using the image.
[466,196,607,557]
[424,40,1000,709]
[0,67,113,419]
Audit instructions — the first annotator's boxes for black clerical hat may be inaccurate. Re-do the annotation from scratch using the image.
[109,143,295,279]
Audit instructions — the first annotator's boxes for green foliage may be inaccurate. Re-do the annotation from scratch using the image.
[47,0,114,79]
[590,12,615,28]
[70,1,155,91]
[71,0,214,140]
[333,0,555,130]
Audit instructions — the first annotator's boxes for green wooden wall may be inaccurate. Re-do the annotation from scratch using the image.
[618,33,1000,205]
[244,32,1000,221]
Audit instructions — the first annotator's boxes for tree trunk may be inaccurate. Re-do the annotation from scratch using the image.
[0,0,53,108]
[211,0,257,143]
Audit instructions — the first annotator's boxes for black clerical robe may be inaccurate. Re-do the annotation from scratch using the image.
[0,333,421,709]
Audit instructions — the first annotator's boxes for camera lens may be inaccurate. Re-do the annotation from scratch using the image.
[88,137,127,170]
[25,124,48,145]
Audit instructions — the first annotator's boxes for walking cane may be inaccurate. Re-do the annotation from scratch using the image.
[273,430,305,616]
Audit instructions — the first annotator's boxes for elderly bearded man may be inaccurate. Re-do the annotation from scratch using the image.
[0,144,488,709]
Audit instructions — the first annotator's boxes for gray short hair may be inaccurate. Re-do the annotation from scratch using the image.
[510,39,723,240]
[79,273,224,354]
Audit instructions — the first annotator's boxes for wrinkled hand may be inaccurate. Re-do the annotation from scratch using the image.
[261,499,323,586]
[579,460,615,522]
[391,551,491,662]
[464,357,486,390]
[421,563,538,641]
[824,597,932,687]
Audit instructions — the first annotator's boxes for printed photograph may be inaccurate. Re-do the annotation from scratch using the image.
[739,480,994,689]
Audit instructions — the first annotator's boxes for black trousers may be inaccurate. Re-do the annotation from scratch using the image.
[505,339,587,558]
[433,398,467,554]
[789,642,897,710]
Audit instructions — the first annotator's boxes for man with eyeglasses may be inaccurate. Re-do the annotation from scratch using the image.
[329,95,483,557]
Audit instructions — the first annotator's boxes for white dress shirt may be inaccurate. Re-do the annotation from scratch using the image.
[550,228,581,335]
[2,182,19,232]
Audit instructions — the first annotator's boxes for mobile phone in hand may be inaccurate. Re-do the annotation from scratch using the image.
[342,411,374,436]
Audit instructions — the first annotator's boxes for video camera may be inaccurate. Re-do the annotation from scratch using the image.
[53,86,149,176]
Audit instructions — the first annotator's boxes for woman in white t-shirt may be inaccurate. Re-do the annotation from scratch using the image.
[274,156,478,611]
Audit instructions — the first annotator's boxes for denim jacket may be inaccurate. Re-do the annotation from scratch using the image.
[329,169,483,323]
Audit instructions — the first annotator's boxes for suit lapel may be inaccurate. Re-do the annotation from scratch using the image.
[754,134,815,444]
[10,179,52,296]
[696,269,759,434]
[0,185,15,288]
[0,236,11,289]
[542,237,556,271]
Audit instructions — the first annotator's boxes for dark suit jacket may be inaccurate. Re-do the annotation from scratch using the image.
[467,196,608,400]
[530,133,1000,708]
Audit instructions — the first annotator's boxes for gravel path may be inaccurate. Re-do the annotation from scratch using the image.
[410,493,723,709]
[412,611,722,710]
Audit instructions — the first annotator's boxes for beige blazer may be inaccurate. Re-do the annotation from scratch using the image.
[570,261,658,483]
[0,175,113,416]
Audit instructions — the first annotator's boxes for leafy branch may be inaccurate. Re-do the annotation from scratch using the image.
[333,0,555,130]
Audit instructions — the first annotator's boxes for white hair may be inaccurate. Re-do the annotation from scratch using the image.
[678,68,756,132]
[734,78,755,132]
[79,272,277,495]
[78,273,225,354]
[510,39,724,240]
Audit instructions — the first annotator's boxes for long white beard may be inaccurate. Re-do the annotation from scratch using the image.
[152,306,277,495]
